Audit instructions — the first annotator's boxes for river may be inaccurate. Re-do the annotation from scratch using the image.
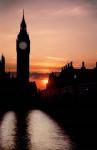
[0,110,73,150]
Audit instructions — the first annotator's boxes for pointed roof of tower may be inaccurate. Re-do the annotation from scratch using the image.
[1,54,5,60]
[21,10,26,29]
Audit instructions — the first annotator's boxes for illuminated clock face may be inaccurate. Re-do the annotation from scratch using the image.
[19,41,27,50]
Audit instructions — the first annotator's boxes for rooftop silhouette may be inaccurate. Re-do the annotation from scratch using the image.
[47,61,97,89]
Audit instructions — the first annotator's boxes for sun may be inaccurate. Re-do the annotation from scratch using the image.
[42,79,48,85]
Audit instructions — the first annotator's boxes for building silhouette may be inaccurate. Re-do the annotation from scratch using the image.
[47,62,97,90]
[16,11,30,83]
[0,55,5,75]
[0,12,37,102]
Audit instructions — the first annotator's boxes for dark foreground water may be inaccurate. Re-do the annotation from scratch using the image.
[0,110,73,150]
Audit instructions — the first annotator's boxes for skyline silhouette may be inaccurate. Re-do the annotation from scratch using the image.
[1,9,97,91]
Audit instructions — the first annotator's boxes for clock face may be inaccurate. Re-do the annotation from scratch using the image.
[19,41,27,50]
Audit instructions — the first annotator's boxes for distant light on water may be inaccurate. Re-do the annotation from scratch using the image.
[27,110,72,150]
[0,112,17,150]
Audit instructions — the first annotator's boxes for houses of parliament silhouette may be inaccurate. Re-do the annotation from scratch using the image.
[47,61,97,89]
[0,11,97,97]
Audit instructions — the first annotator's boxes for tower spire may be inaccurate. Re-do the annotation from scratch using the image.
[23,9,24,19]
[21,9,26,29]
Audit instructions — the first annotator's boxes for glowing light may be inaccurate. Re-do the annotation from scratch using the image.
[42,79,48,85]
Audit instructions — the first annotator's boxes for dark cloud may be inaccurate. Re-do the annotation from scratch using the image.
[0,0,25,11]
[0,0,97,11]
[84,0,97,4]
[0,0,15,7]
[30,72,49,80]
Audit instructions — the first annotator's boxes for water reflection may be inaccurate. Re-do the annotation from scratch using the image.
[27,110,72,150]
[0,110,73,150]
[0,111,17,150]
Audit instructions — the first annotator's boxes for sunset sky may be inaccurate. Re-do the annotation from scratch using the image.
[0,0,97,88]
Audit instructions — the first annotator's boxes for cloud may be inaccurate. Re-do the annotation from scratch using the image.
[46,56,65,61]
[83,0,97,5]
[30,72,48,80]
[1,0,97,19]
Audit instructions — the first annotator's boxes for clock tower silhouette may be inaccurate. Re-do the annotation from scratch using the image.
[16,11,30,83]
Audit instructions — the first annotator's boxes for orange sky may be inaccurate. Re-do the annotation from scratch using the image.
[0,0,97,89]
[30,75,49,90]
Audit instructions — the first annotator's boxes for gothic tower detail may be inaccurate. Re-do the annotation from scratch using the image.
[16,11,30,83]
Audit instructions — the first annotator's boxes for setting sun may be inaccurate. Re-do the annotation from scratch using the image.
[42,79,48,85]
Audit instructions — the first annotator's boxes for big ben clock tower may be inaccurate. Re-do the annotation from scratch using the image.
[16,11,30,83]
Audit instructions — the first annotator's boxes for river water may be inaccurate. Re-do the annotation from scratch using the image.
[0,110,73,150]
